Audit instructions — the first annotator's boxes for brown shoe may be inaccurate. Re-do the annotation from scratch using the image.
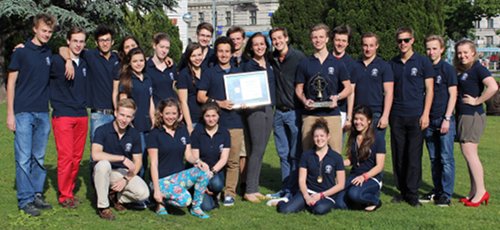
[108,192,127,211]
[98,208,115,220]
[114,202,127,211]
[60,199,78,209]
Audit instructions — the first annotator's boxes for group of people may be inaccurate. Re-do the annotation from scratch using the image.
[6,13,498,220]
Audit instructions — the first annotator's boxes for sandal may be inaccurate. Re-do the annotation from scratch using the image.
[190,208,210,219]
[156,204,168,215]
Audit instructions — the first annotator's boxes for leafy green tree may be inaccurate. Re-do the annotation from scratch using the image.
[271,0,331,55]
[123,8,183,62]
[445,0,500,41]
[326,0,445,60]
[0,0,177,93]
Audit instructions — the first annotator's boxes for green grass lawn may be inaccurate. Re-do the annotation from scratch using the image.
[1,104,499,229]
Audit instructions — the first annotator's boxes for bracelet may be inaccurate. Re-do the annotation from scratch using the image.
[320,192,325,199]
[362,173,370,182]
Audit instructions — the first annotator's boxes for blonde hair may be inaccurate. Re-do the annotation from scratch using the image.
[453,39,478,73]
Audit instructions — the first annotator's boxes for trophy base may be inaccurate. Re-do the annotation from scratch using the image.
[312,101,332,108]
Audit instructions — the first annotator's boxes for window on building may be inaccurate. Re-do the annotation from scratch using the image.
[226,11,232,26]
[487,18,494,28]
[199,12,205,23]
[475,20,481,29]
[250,10,257,25]
[486,36,493,46]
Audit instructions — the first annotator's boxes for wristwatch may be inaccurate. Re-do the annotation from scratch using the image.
[444,115,451,121]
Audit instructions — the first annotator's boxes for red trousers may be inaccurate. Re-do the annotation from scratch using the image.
[52,116,88,203]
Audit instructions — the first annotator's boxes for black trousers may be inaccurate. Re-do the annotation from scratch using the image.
[389,115,424,201]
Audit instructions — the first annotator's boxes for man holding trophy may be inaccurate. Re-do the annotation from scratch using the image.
[295,23,352,154]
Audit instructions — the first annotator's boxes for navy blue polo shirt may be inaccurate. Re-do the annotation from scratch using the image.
[50,54,88,117]
[177,68,202,123]
[191,124,231,168]
[197,64,244,129]
[8,39,52,114]
[272,47,306,110]
[146,58,178,106]
[335,53,355,113]
[299,148,344,193]
[147,126,190,178]
[119,73,153,132]
[241,58,276,105]
[82,49,120,110]
[348,136,386,181]
[93,122,141,169]
[295,53,350,116]
[457,61,492,115]
[351,57,394,113]
[390,52,434,117]
[430,60,457,119]
[178,47,216,71]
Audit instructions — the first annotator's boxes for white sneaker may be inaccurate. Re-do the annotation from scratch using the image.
[266,197,289,207]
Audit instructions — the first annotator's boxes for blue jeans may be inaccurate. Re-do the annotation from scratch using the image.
[273,109,300,193]
[424,117,456,198]
[201,171,225,211]
[14,112,51,208]
[89,112,114,179]
[336,175,382,209]
[371,112,387,144]
[277,192,342,215]
[138,131,149,179]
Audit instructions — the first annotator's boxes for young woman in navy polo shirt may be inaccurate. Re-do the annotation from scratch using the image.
[454,40,498,207]
[338,105,385,211]
[147,99,211,218]
[117,48,155,177]
[118,36,140,63]
[191,102,231,211]
[178,42,204,133]
[240,32,275,203]
[276,118,345,215]
[147,33,178,106]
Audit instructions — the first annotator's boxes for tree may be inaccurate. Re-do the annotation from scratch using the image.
[271,0,331,55]
[445,0,500,41]
[123,8,183,62]
[325,0,445,60]
[0,0,178,97]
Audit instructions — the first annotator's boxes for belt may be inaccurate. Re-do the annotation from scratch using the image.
[277,105,293,112]
[91,109,114,115]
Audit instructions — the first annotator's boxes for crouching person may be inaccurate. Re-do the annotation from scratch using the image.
[92,98,150,220]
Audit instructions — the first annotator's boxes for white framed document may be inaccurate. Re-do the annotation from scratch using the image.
[223,70,271,109]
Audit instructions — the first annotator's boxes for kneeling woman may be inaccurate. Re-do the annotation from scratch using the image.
[147,99,211,219]
[191,102,230,211]
[277,118,345,215]
[338,105,385,211]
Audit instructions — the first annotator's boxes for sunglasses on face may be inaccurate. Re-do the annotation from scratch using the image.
[397,38,412,44]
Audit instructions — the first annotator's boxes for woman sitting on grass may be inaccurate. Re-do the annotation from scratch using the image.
[147,98,211,219]
[275,118,345,215]
[337,105,385,211]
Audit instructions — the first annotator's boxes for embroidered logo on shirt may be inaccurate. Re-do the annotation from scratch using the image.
[46,57,51,66]
[411,67,418,77]
[328,67,335,75]
[325,165,333,174]
[82,68,87,77]
[114,61,119,66]
[371,68,379,77]
[149,86,153,96]
[125,143,132,152]
[461,73,468,81]
[169,72,174,81]
[219,144,224,153]
[436,75,442,84]
[181,137,187,145]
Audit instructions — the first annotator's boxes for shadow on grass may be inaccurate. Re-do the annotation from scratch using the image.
[380,170,435,198]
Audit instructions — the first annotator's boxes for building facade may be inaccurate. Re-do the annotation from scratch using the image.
[474,16,500,48]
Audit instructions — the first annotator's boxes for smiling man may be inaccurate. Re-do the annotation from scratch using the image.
[7,13,57,217]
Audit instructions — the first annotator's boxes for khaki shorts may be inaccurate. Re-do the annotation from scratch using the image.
[457,113,486,143]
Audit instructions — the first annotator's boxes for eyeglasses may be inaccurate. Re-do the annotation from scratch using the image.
[98,38,112,43]
[397,38,412,44]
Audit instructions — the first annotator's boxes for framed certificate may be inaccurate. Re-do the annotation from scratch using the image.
[224,70,271,109]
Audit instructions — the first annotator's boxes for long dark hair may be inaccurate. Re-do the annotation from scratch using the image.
[183,42,203,84]
[155,98,182,129]
[118,36,140,62]
[119,47,145,98]
[346,105,375,162]
[243,32,272,62]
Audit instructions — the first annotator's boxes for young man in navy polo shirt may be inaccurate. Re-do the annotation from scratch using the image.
[6,13,57,216]
[295,23,352,154]
[331,25,355,131]
[197,36,244,206]
[178,22,216,71]
[420,35,457,206]
[50,27,89,208]
[350,32,394,141]
[227,26,246,67]
[389,27,434,207]
[92,98,150,220]
[266,27,306,200]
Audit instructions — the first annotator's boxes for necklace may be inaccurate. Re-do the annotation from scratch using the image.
[317,158,323,183]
